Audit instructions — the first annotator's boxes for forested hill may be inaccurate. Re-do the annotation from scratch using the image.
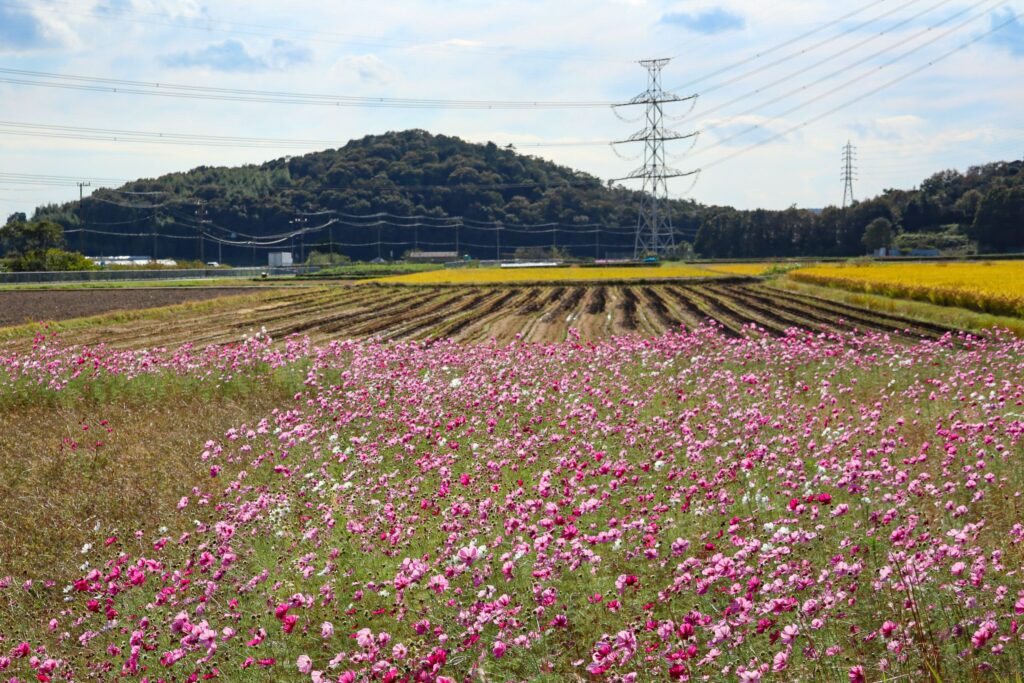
[31,130,699,263]
[24,129,1024,264]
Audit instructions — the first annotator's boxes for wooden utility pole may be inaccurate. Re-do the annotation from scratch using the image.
[195,200,207,263]
[77,182,90,253]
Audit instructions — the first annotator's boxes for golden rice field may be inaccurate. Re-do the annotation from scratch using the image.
[791,260,1024,318]
[369,263,718,285]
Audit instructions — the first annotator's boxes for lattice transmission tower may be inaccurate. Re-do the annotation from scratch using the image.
[613,58,699,259]
[841,141,858,208]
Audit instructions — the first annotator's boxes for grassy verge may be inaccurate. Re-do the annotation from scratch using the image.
[299,262,443,280]
[0,366,309,583]
[771,276,1024,336]
[368,264,730,285]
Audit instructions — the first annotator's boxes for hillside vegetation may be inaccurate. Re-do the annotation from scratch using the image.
[11,130,1023,264]
[27,131,696,263]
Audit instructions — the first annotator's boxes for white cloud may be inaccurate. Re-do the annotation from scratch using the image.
[328,54,397,86]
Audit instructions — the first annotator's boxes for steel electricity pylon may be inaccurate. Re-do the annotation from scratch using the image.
[613,58,698,258]
[842,140,857,208]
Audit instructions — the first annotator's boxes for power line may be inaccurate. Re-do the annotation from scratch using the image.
[0,171,128,183]
[0,2,995,162]
[667,0,894,89]
[0,1,995,163]
[689,0,965,122]
[692,0,931,100]
[0,67,614,109]
[165,207,642,237]
[0,120,616,151]
[689,0,1005,161]
[696,11,1022,172]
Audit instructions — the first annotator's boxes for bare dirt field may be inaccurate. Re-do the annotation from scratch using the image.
[0,287,269,327]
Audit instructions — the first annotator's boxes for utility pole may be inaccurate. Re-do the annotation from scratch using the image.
[195,200,209,263]
[842,141,857,208]
[454,220,461,257]
[289,217,308,264]
[613,58,698,259]
[77,182,90,254]
[495,223,502,261]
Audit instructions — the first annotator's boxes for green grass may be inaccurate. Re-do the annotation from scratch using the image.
[299,262,444,280]
[0,361,313,589]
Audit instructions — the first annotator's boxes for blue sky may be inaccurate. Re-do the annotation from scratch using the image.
[1,0,1022,221]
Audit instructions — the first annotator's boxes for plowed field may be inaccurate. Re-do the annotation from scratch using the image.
[0,287,264,327]
[2,281,959,349]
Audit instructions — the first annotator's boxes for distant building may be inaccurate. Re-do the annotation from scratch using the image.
[90,256,177,267]
[499,261,561,269]
[268,252,293,267]
[407,250,458,263]
[908,248,941,257]
[873,247,902,257]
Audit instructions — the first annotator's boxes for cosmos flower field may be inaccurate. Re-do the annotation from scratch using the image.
[2,325,1023,682]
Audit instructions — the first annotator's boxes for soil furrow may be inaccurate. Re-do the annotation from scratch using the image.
[640,286,681,331]
[381,291,483,340]
[441,289,521,341]
[704,285,845,336]
[692,286,789,337]
[749,285,957,337]
[618,287,640,331]
[586,286,607,315]
[669,287,747,337]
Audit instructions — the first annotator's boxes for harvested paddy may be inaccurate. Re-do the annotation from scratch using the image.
[0,281,960,349]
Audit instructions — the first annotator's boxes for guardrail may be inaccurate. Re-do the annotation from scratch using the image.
[0,266,320,284]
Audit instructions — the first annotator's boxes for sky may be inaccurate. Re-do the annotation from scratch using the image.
[1,0,1022,222]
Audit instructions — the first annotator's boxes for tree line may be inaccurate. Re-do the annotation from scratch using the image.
[3,130,1022,267]
[694,160,1023,258]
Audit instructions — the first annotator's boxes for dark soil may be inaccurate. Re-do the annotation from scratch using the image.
[0,288,261,328]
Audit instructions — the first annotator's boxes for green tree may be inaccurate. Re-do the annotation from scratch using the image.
[970,187,1024,251]
[0,219,65,256]
[861,217,893,252]
[10,248,97,272]
[954,189,982,225]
